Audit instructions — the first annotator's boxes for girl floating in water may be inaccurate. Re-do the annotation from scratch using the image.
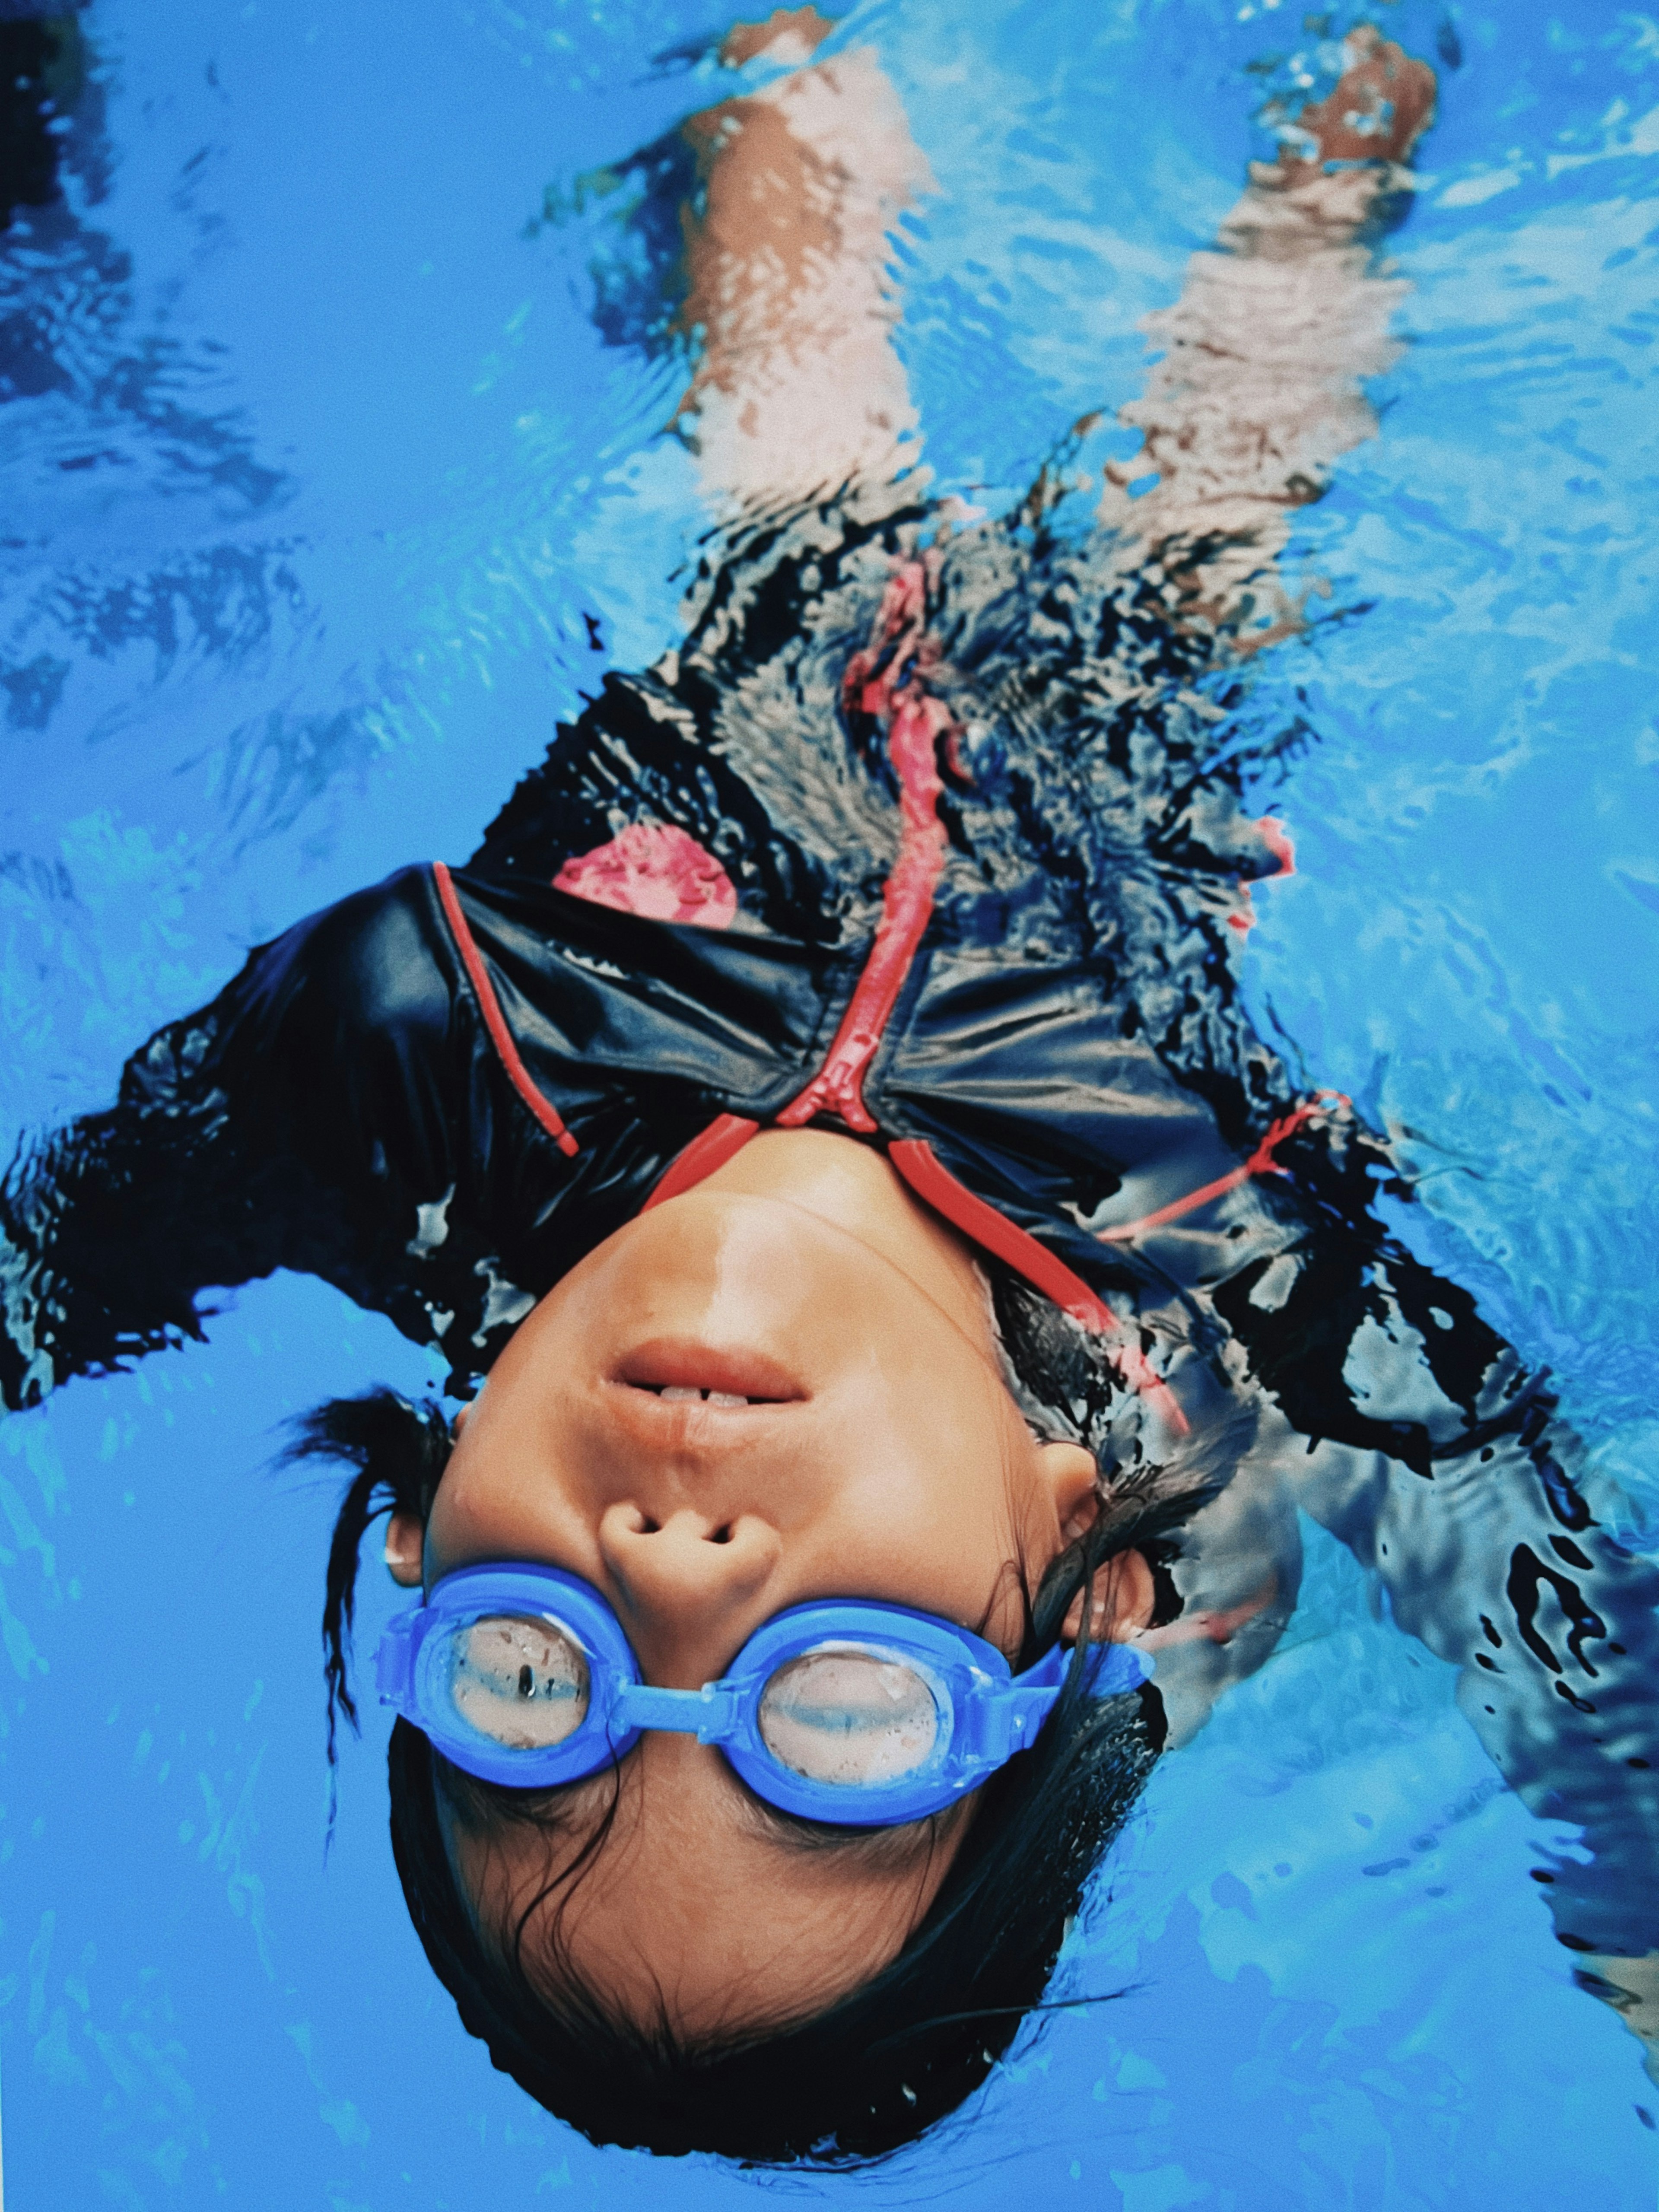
[4,11,1654,2163]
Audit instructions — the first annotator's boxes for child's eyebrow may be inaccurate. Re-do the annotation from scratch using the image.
[738,1784,957,1865]
[480,1747,966,1868]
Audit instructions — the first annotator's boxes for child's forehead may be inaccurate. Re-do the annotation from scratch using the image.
[442,1730,961,2010]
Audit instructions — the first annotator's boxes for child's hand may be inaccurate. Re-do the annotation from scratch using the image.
[1571,1950,1659,2088]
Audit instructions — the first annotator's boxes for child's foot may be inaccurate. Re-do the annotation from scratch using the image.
[720,7,834,70]
[1284,24,1436,172]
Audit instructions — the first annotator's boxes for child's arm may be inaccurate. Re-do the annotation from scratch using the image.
[1103,27,1437,648]
[1144,1145,1659,2078]
[0,872,473,1409]
[1270,1268,1659,2081]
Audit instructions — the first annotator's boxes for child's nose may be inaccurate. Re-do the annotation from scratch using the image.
[596,1502,782,1679]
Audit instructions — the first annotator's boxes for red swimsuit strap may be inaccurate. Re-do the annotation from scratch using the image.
[776,558,958,1135]
[642,1113,760,1211]
[1095,1091,1349,1246]
[432,862,580,1158]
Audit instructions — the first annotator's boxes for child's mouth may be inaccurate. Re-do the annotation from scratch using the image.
[640,1383,763,1407]
[615,1338,806,1406]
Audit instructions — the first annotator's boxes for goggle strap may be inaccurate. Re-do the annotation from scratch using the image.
[983,1640,1152,1761]
[1083,1640,1154,1696]
[998,1681,1064,1757]
[376,1611,417,1709]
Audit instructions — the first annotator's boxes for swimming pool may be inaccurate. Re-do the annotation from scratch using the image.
[1,0,1655,2203]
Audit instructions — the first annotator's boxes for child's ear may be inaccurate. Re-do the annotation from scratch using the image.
[1062,1548,1156,1646]
[385,1510,425,1588]
[1040,1440,1102,1545]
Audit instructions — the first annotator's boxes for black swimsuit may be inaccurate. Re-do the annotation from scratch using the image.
[3,487,1653,1964]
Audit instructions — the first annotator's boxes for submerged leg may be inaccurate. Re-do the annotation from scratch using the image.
[1102,25,1437,646]
[668,9,933,507]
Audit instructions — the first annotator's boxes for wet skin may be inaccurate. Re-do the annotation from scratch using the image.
[385,1128,1153,2038]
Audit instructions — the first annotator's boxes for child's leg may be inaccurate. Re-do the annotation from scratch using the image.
[668,9,933,508]
[1103,26,1437,645]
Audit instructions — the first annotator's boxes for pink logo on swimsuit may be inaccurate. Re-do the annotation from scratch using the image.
[554,821,738,929]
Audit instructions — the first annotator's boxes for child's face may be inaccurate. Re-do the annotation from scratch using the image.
[395,1133,1140,2034]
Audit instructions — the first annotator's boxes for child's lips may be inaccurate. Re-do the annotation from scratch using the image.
[613,1337,807,1407]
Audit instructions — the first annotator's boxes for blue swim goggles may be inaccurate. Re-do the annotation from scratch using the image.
[376,1564,1154,1827]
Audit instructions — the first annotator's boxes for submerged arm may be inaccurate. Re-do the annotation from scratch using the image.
[1133,1105,1659,2079]
[1306,1373,1659,2081]
[1222,1226,1659,2080]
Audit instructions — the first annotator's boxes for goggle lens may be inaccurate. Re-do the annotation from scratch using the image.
[446,1614,591,1750]
[756,1644,941,1786]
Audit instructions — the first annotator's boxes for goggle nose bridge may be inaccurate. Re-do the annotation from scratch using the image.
[610,1651,1067,1762]
[610,1679,741,1742]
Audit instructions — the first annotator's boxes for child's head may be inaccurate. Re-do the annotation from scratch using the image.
[310,1138,1207,2161]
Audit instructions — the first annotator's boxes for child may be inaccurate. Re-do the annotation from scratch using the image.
[5,14,1653,2163]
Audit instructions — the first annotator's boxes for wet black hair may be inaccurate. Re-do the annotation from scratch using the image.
[296,1267,1227,2167]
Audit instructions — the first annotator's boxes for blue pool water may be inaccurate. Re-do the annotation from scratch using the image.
[1,0,1656,2203]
